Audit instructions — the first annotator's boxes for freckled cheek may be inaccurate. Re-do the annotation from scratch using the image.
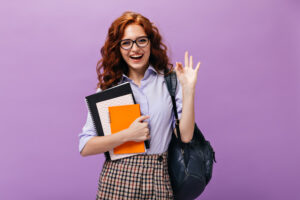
[120,50,129,61]
[143,47,150,59]
[145,51,151,61]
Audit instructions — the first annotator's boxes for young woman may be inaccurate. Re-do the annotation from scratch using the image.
[79,11,200,200]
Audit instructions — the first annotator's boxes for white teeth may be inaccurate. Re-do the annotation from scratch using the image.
[130,55,143,59]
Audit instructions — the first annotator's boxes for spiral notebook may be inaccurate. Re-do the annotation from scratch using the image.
[85,82,149,160]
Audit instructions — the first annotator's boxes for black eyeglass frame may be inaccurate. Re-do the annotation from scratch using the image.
[119,36,150,50]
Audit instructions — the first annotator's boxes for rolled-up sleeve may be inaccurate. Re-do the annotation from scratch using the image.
[78,109,97,153]
[172,78,182,129]
[78,88,101,153]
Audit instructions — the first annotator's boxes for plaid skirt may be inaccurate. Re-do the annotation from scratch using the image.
[96,151,174,200]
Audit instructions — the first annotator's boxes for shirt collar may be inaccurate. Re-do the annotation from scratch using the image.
[147,65,158,74]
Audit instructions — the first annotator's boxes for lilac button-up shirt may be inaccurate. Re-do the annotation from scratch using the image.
[78,65,182,154]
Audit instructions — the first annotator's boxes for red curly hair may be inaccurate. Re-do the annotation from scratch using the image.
[96,11,173,90]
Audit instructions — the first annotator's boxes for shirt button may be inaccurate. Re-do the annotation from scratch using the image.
[157,156,163,162]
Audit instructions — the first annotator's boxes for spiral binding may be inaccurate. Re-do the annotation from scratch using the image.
[85,98,97,132]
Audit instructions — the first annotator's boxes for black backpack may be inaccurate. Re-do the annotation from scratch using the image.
[164,71,216,200]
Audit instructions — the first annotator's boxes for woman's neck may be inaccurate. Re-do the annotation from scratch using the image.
[128,65,149,86]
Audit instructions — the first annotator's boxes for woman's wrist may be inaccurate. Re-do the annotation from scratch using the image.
[117,128,131,143]
[182,86,195,98]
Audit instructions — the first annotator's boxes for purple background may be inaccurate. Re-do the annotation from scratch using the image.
[1,0,299,199]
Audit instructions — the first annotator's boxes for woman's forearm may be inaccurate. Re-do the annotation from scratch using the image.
[178,86,195,143]
[173,51,200,143]
[80,129,129,157]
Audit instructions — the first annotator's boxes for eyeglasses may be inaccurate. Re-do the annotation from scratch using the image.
[119,36,149,50]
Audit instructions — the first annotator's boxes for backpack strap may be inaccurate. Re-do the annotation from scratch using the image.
[164,71,184,146]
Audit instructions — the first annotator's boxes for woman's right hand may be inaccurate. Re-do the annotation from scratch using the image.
[126,115,150,142]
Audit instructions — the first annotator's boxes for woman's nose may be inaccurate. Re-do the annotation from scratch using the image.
[131,42,139,51]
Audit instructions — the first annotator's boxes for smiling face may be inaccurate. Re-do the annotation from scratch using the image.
[120,24,151,75]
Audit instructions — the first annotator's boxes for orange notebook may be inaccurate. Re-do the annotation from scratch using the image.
[108,104,146,154]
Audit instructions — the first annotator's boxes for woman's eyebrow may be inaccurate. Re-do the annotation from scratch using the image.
[122,35,147,40]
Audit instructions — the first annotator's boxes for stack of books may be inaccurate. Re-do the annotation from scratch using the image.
[85,82,149,160]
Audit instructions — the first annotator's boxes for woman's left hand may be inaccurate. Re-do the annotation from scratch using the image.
[174,51,201,89]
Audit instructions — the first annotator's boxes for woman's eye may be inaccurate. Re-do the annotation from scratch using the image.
[138,38,147,43]
[121,41,131,46]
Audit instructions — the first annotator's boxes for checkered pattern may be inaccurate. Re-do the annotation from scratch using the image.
[96,151,174,200]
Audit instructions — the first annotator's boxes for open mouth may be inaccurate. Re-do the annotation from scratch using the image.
[130,55,143,60]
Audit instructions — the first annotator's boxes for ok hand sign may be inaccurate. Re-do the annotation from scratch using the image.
[175,51,201,89]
